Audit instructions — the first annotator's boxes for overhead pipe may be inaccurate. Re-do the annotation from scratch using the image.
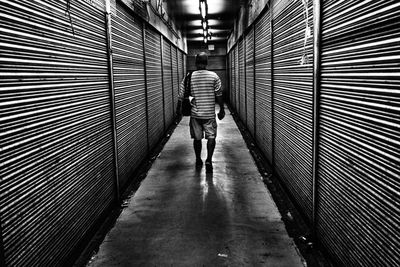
[312,0,322,241]
[105,0,120,201]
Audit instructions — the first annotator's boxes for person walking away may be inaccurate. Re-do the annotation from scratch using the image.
[176,52,225,172]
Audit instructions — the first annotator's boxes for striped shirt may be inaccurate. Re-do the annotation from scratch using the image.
[179,70,222,119]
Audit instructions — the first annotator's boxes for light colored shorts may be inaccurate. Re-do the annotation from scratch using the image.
[190,117,217,140]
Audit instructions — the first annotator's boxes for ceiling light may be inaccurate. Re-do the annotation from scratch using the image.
[199,0,207,19]
[203,30,208,37]
[202,20,207,30]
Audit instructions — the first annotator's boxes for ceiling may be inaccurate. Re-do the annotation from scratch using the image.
[165,0,242,45]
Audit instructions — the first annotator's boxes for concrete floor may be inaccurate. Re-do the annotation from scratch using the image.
[88,110,304,267]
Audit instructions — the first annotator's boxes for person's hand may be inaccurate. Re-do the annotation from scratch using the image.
[217,109,225,120]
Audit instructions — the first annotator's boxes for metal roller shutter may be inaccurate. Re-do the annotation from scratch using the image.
[162,39,173,128]
[230,49,234,109]
[255,8,273,162]
[318,1,400,266]
[231,48,235,110]
[172,46,179,119]
[183,53,187,78]
[178,50,185,116]
[176,49,183,117]
[235,45,239,112]
[229,52,234,107]
[179,51,185,115]
[238,38,246,123]
[272,0,314,219]
[245,27,255,137]
[227,51,231,106]
[178,50,183,89]
[112,3,147,188]
[0,1,115,266]
[145,27,164,150]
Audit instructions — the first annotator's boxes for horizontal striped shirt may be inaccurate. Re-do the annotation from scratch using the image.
[179,70,222,119]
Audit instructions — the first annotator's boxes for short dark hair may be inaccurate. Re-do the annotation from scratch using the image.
[195,52,208,66]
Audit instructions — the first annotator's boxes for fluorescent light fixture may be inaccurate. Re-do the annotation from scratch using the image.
[207,19,221,26]
[203,30,208,37]
[200,0,207,19]
[203,37,208,44]
[202,20,207,30]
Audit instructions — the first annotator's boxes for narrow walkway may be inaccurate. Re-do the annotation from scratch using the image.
[88,110,304,266]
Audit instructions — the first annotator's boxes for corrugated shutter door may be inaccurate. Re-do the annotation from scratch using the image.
[245,28,255,137]
[112,3,147,188]
[178,50,183,89]
[318,1,400,266]
[272,0,314,219]
[176,49,183,115]
[238,38,246,123]
[0,1,115,266]
[229,52,234,107]
[255,9,272,162]
[163,39,173,128]
[145,27,164,149]
[229,48,235,109]
[235,45,239,111]
[183,54,187,77]
[172,46,179,118]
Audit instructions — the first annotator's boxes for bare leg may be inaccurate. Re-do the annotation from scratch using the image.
[193,140,202,160]
[206,138,216,163]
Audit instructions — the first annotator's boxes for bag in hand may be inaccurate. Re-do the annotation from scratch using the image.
[182,71,193,116]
